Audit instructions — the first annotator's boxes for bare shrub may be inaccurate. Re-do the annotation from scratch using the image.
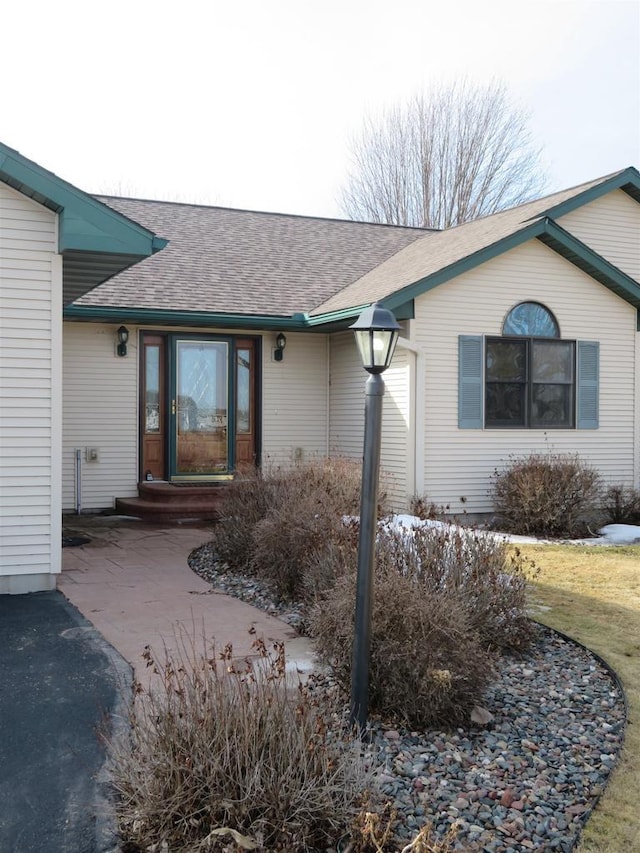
[209,468,274,569]
[311,561,492,729]
[602,484,640,525]
[376,522,537,651]
[210,458,389,602]
[409,495,451,520]
[490,451,602,537]
[250,459,364,600]
[351,806,461,852]
[110,633,368,852]
[302,518,361,601]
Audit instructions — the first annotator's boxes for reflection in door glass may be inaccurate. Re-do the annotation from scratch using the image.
[176,341,228,474]
[237,349,251,434]
[145,345,160,433]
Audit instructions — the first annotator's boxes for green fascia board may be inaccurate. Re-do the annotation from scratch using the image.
[305,305,369,326]
[0,142,166,257]
[539,219,640,309]
[535,166,640,221]
[306,299,415,331]
[63,305,310,330]
[360,215,639,317]
[65,299,417,332]
[382,220,548,312]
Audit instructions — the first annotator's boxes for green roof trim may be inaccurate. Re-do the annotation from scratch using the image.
[0,143,166,256]
[63,305,311,330]
[0,142,166,302]
[377,215,640,316]
[539,219,640,309]
[305,299,414,327]
[383,220,548,312]
[64,298,417,331]
[536,166,640,221]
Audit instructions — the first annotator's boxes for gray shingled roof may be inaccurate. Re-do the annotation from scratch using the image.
[75,199,430,315]
[310,171,626,315]
[72,169,630,320]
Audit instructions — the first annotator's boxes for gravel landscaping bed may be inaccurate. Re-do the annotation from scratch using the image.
[188,543,626,853]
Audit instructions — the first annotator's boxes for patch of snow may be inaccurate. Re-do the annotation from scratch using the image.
[388,516,640,546]
[599,523,640,544]
[348,514,640,546]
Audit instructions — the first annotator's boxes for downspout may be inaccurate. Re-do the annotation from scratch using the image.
[75,448,82,515]
[396,337,425,499]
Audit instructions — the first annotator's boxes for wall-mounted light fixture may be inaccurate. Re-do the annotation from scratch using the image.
[116,325,129,357]
[274,332,287,362]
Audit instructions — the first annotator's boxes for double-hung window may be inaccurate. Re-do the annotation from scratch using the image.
[458,302,599,430]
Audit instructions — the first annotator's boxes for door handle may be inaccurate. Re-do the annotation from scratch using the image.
[171,399,176,415]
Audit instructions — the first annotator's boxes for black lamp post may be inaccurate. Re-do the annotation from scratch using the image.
[349,302,400,733]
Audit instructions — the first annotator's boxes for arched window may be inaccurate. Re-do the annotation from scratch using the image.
[486,302,574,428]
[502,302,559,337]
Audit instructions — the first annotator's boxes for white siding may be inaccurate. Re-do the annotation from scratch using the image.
[412,240,637,515]
[63,323,139,510]
[0,183,59,591]
[262,332,329,463]
[328,333,365,459]
[559,189,640,282]
[329,332,413,509]
[62,325,331,509]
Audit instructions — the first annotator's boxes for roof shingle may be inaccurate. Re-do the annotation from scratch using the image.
[311,171,628,315]
[73,169,633,320]
[76,199,430,316]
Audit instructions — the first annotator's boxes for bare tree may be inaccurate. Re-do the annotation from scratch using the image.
[341,80,545,229]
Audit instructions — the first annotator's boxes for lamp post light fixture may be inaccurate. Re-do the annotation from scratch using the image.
[349,302,400,733]
[116,325,129,357]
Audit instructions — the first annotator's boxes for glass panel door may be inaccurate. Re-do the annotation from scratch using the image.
[173,339,230,477]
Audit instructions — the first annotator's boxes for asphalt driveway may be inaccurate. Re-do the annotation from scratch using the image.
[0,591,130,853]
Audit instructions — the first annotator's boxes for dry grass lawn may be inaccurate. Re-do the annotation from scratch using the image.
[522,543,640,853]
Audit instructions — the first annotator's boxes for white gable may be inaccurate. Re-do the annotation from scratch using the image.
[558,188,640,283]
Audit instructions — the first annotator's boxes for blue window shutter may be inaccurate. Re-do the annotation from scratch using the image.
[577,341,599,429]
[458,335,483,428]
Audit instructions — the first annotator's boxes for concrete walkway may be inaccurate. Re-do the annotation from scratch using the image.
[0,517,315,853]
[59,515,314,689]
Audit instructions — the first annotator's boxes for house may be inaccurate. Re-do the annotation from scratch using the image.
[1,141,639,593]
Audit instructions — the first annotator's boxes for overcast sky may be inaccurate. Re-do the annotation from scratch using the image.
[2,0,639,218]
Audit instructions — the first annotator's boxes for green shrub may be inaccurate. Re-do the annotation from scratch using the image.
[490,451,602,537]
[210,458,388,602]
[602,484,640,525]
[110,634,368,852]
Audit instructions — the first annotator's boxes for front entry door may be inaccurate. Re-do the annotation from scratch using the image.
[140,333,258,481]
[173,338,231,478]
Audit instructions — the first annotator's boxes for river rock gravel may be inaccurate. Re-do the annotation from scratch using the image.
[188,544,626,852]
